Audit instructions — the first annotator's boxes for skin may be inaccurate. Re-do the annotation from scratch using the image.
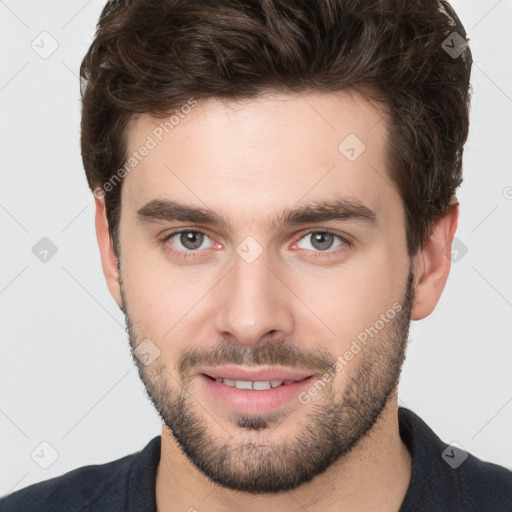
[94,90,458,511]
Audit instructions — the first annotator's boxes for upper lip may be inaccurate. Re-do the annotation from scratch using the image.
[197,365,315,382]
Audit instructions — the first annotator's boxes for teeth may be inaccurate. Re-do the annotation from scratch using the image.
[214,378,287,390]
[234,380,253,390]
[252,381,271,390]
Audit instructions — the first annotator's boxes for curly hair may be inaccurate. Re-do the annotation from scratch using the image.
[80,0,472,257]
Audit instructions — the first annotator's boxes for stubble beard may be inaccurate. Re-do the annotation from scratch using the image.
[121,268,414,493]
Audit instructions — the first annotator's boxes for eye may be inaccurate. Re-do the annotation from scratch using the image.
[165,229,215,252]
[160,229,350,260]
[295,231,350,253]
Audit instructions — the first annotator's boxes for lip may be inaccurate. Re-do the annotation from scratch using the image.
[196,365,315,382]
[196,367,319,415]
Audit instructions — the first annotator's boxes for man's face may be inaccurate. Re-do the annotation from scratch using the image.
[116,90,415,492]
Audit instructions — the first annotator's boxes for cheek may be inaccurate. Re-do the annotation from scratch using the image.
[121,248,218,340]
[289,249,406,349]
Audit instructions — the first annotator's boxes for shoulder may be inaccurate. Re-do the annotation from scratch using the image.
[398,407,512,511]
[456,451,512,508]
[0,437,161,512]
[0,454,136,512]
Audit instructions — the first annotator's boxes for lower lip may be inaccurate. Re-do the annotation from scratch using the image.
[198,374,318,415]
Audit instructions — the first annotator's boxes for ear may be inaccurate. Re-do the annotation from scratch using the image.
[410,196,459,321]
[94,193,123,309]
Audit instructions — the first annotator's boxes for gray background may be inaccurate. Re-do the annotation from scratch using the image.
[1,0,511,495]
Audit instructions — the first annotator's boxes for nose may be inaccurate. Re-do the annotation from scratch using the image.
[213,248,295,348]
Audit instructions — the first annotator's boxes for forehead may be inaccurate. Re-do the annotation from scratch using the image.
[122,90,399,227]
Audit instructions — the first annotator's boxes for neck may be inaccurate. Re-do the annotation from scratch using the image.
[155,395,411,512]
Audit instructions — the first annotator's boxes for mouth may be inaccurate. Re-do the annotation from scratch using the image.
[199,365,315,389]
[205,375,301,391]
[195,366,319,415]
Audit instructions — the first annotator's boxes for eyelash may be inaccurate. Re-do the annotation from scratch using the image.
[160,229,352,260]
[160,228,215,260]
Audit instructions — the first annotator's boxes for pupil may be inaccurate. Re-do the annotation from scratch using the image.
[312,232,333,250]
[181,232,203,250]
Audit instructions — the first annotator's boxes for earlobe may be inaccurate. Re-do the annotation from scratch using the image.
[94,195,123,308]
[410,197,459,321]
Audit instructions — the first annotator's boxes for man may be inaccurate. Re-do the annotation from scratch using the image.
[2,0,511,510]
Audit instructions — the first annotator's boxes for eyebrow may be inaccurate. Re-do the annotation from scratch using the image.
[136,197,377,231]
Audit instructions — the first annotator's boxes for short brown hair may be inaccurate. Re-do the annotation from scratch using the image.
[80,0,472,257]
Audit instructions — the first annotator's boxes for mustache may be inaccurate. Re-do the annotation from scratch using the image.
[177,339,336,380]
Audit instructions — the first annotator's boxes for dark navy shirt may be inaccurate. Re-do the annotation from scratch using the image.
[1,408,511,511]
